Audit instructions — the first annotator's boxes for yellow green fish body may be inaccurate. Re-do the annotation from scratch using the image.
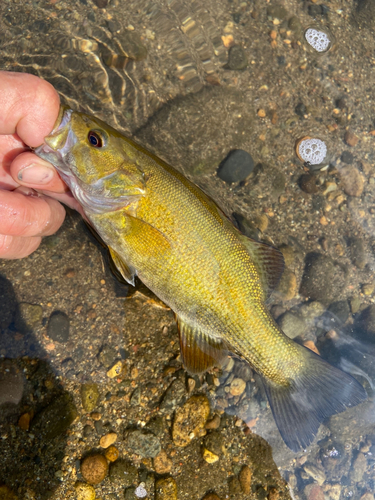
[36,106,367,451]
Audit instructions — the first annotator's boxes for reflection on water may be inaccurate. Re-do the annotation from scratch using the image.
[1,0,375,499]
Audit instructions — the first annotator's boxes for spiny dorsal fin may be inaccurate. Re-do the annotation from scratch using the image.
[177,316,228,374]
[239,234,285,296]
[108,247,136,286]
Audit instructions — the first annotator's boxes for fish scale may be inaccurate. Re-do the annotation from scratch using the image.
[35,105,367,451]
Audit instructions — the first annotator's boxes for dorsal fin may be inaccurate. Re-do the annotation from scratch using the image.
[176,316,228,374]
[239,234,285,296]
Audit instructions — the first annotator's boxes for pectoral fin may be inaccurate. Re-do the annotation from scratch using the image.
[177,316,228,374]
[239,235,285,296]
[108,247,136,286]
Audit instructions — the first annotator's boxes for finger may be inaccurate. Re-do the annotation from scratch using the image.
[0,134,26,190]
[0,71,60,147]
[0,188,65,237]
[38,190,87,217]
[11,151,67,193]
[0,234,42,259]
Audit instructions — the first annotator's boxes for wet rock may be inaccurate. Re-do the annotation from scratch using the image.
[83,425,94,437]
[299,174,319,194]
[81,454,108,484]
[344,130,359,147]
[278,312,306,339]
[217,149,254,183]
[31,393,78,439]
[276,269,297,300]
[304,484,324,500]
[155,477,177,500]
[340,151,354,165]
[340,166,364,196]
[327,300,350,326]
[228,476,242,496]
[304,463,326,485]
[130,387,141,406]
[159,378,186,411]
[172,395,210,447]
[0,362,24,406]
[308,4,326,16]
[279,245,294,267]
[14,302,43,333]
[126,429,161,458]
[98,344,118,368]
[109,459,137,486]
[348,237,367,269]
[350,452,367,482]
[106,360,123,378]
[202,494,222,500]
[229,377,246,396]
[356,304,375,336]
[105,445,120,462]
[227,46,248,70]
[93,0,108,7]
[299,253,347,304]
[299,301,325,322]
[100,432,117,448]
[295,102,307,118]
[0,485,18,500]
[74,482,96,500]
[350,296,362,314]
[203,431,223,461]
[153,450,173,474]
[205,414,221,430]
[239,465,252,494]
[81,383,100,412]
[47,311,70,343]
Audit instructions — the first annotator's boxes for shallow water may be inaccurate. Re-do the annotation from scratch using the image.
[1,0,375,499]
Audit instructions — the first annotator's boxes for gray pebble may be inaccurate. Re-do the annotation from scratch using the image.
[217,150,254,184]
[341,151,354,164]
[47,311,70,343]
[0,361,24,406]
[98,344,118,368]
[109,459,138,487]
[278,312,306,339]
[159,378,186,412]
[126,430,161,458]
[348,237,367,269]
[227,46,248,70]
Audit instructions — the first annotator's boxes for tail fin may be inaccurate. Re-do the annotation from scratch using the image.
[262,345,368,451]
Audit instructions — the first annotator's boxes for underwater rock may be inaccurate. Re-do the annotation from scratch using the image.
[14,302,43,334]
[81,383,100,412]
[109,459,138,486]
[81,454,108,484]
[172,395,210,447]
[47,310,70,343]
[227,46,248,70]
[126,429,161,458]
[217,149,254,184]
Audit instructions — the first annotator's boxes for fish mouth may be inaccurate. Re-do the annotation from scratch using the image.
[34,106,77,175]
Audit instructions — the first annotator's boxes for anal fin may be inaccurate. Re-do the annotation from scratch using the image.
[108,247,136,286]
[177,316,228,374]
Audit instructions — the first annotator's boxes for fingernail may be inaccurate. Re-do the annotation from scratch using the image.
[18,164,54,184]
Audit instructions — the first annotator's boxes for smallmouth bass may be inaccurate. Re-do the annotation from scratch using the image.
[36,106,367,451]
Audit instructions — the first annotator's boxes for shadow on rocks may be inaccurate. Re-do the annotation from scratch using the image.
[0,275,77,500]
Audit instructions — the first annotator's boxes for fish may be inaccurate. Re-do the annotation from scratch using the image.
[35,106,367,451]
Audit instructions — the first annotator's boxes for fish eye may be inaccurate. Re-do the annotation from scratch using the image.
[88,130,105,148]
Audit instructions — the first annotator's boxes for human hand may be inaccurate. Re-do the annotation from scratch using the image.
[0,71,80,259]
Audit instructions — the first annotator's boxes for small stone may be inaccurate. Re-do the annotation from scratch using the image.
[350,296,362,314]
[31,393,77,439]
[100,432,117,448]
[279,245,294,267]
[74,482,96,500]
[47,311,70,343]
[239,465,252,494]
[267,5,288,20]
[203,431,223,459]
[106,361,123,378]
[153,450,173,474]
[205,414,221,430]
[126,430,161,458]
[344,130,359,147]
[304,463,326,485]
[339,166,364,196]
[105,445,120,462]
[14,302,43,333]
[227,45,248,70]
[276,269,297,300]
[81,454,108,484]
[228,476,242,495]
[299,174,319,194]
[0,362,24,406]
[202,494,222,500]
[341,151,354,164]
[303,340,319,355]
[229,378,246,396]
[0,485,18,500]
[18,412,32,430]
[91,412,102,421]
[362,283,374,296]
[253,214,268,232]
[350,452,367,482]
[278,312,306,339]
[172,395,210,447]
[81,384,100,412]
[257,109,266,118]
[295,102,307,118]
[109,459,137,486]
[155,477,177,500]
[202,448,219,463]
[217,149,254,184]
[348,237,367,269]
[93,0,108,7]
[98,345,118,368]
[304,484,324,500]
